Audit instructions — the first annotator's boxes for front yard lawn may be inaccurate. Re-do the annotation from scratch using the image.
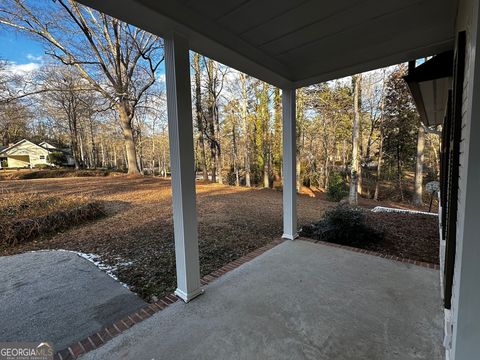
[1,176,439,301]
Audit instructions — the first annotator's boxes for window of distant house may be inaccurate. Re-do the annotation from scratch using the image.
[40,155,45,160]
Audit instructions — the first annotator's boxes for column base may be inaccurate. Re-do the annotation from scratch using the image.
[282,233,299,240]
[175,287,204,303]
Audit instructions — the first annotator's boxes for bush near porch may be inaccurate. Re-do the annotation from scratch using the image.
[301,204,439,265]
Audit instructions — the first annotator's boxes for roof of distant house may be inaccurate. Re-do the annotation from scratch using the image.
[0,139,66,155]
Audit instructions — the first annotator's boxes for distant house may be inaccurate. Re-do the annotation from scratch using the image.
[0,139,75,169]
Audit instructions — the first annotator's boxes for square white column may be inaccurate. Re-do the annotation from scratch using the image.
[164,33,202,302]
[282,88,298,240]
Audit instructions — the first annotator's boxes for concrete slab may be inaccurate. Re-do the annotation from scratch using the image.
[83,240,444,360]
[0,251,146,351]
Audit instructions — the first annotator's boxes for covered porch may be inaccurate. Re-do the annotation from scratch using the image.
[72,0,480,359]
[81,240,444,360]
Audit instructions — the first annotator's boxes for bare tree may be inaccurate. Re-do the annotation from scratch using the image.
[203,57,227,183]
[40,65,105,169]
[240,73,251,187]
[0,0,163,174]
[193,53,208,181]
[0,61,32,146]
[413,123,425,206]
[349,74,362,205]
[374,70,387,201]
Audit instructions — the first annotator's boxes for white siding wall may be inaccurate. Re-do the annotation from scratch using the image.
[4,141,50,168]
[449,0,480,358]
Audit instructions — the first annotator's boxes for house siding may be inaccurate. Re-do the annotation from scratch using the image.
[7,155,31,168]
[448,0,480,359]
[1,140,50,168]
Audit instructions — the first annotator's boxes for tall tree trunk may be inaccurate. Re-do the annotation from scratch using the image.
[374,70,386,201]
[117,104,140,174]
[68,116,81,170]
[374,130,384,201]
[194,54,208,181]
[296,158,302,192]
[101,141,106,168]
[413,124,425,206]
[273,88,282,178]
[232,122,240,186]
[241,74,251,187]
[296,89,305,192]
[79,131,85,167]
[215,103,223,184]
[349,74,361,205]
[263,150,269,188]
[90,119,97,168]
[357,80,364,197]
[151,135,155,173]
[397,144,404,202]
[206,59,217,183]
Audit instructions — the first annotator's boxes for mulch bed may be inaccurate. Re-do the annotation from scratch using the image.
[364,212,439,265]
[303,211,439,265]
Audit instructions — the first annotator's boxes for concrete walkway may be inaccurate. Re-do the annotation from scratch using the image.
[0,251,146,351]
[83,240,444,360]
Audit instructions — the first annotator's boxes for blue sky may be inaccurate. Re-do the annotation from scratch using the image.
[0,28,45,64]
[0,26,166,81]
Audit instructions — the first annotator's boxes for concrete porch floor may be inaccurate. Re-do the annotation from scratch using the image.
[83,240,444,360]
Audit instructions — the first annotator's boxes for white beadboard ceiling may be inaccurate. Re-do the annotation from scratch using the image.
[77,0,457,88]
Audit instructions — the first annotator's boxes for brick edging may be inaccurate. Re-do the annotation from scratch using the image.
[298,236,440,270]
[54,238,285,360]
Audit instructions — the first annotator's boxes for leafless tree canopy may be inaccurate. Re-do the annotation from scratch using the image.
[0,0,164,173]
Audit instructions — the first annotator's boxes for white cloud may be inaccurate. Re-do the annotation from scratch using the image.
[157,73,165,84]
[5,62,40,75]
[26,54,43,62]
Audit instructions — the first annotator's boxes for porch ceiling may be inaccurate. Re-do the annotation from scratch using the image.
[77,0,457,88]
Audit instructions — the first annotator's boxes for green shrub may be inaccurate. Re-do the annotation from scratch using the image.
[326,172,348,202]
[301,204,383,245]
[47,151,68,166]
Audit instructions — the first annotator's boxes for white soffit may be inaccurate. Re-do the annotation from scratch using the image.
[77,0,458,88]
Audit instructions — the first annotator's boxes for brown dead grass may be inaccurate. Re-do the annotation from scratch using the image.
[0,190,104,247]
[0,176,432,301]
[0,191,88,221]
[0,168,122,181]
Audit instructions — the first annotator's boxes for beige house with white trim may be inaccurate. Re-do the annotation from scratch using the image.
[0,139,54,168]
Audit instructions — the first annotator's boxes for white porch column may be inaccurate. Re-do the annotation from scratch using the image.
[164,33,202,302]
[282,88,298,240]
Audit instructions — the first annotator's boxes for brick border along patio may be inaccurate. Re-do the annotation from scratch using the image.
[54,237,438,360]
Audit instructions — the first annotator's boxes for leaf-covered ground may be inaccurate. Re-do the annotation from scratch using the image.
[0,176,332,301]
[0,176,438,301]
